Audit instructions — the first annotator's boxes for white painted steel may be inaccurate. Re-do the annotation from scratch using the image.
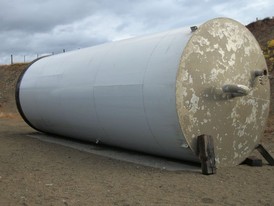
[18,27,198,162]
[17,18,270,166]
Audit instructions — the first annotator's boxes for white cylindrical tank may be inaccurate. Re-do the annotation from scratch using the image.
[16,18,270,167]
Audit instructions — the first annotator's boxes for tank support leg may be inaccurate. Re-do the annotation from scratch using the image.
[256,144,274,166]
[243,156,262,166]
[197,134,217,175]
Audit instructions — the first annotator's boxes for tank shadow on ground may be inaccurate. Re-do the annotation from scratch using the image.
[27,132,201,172]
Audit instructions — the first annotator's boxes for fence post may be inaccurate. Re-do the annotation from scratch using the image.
[11,54,13,65]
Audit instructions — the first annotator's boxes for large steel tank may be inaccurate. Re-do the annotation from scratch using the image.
[16,18,270,167]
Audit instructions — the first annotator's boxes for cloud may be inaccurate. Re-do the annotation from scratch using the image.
[0,0,274,64]
[0,0,100,33]
[212,0,274,23]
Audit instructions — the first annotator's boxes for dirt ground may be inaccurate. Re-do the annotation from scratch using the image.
[1,64,274,206]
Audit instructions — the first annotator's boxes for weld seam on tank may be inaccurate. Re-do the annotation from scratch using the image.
[141,32,170,153]
[92,43,116,143]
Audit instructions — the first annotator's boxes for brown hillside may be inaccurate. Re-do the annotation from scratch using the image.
[0,63,29,115]
[246,17,274,73]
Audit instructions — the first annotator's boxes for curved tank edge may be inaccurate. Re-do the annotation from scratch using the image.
[175,17,270,167]
[15,55,51,133]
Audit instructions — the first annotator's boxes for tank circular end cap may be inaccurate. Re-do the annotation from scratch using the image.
[176,18,270,167]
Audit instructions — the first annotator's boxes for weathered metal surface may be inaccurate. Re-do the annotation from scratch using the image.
[176,18,270,167]
[16,18,270,167]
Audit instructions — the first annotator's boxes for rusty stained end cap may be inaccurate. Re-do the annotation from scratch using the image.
[176,18,270,167]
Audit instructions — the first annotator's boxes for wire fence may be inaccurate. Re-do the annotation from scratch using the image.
[10,54,40,64]
[1,50,67,65]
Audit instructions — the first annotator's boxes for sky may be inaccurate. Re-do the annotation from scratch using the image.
[0,0,273,64]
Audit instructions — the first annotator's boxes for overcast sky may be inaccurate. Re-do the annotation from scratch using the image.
[1,0,273,64]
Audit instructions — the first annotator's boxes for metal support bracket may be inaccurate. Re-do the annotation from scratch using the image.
[256,144,274,166]
[243,156,262,166]
[197,134,217,175]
